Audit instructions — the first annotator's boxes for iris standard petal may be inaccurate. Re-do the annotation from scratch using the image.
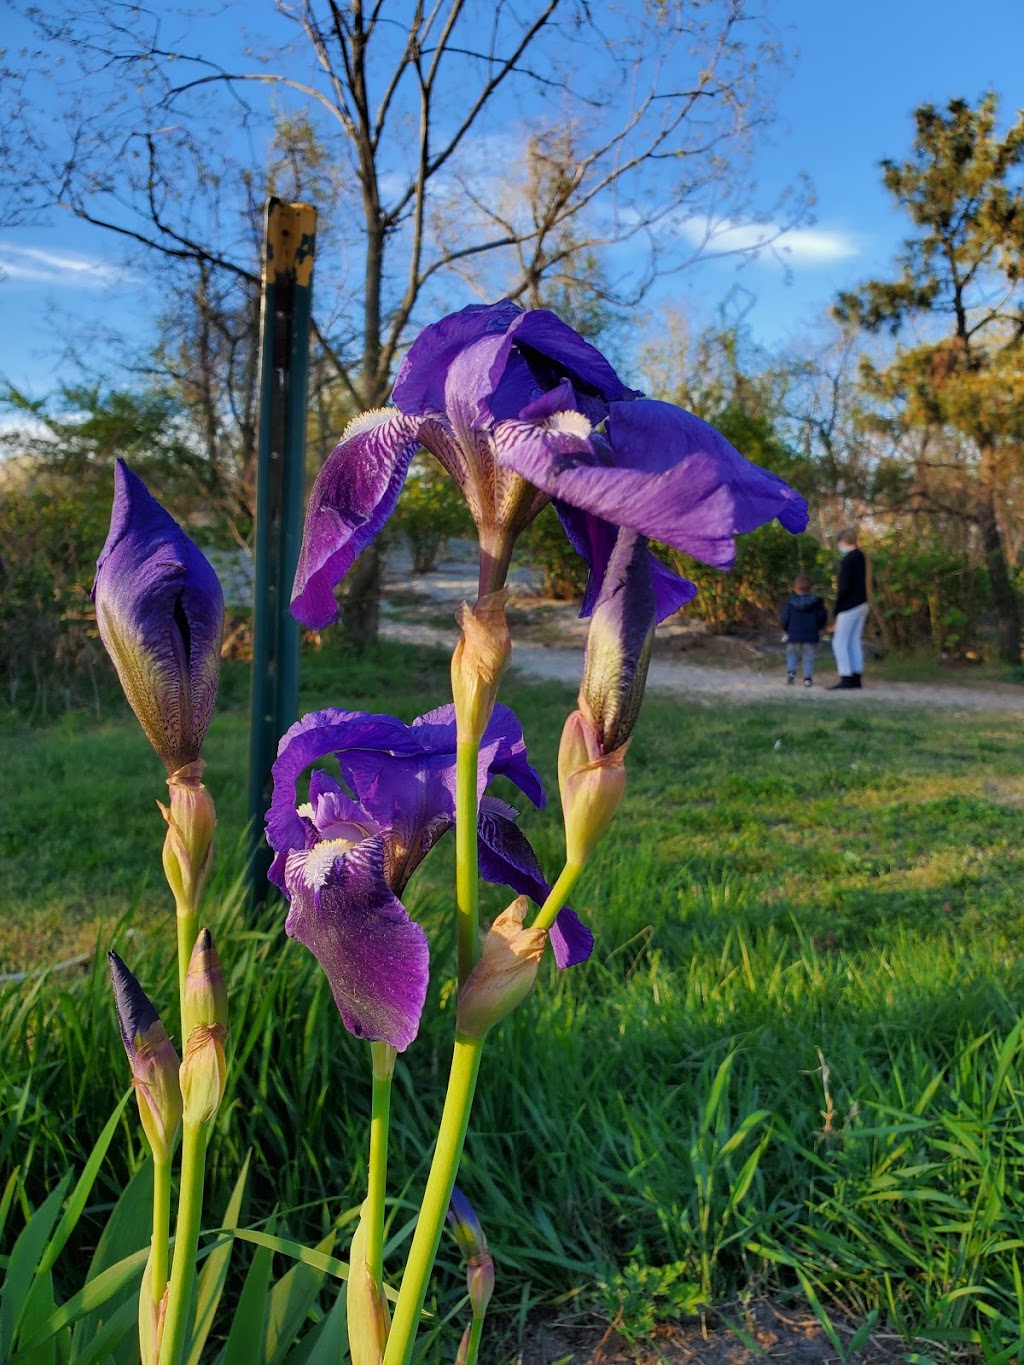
[477,797,593,968]
[471,704,546,809]
[291,410,423,628]
[495,308,641,413]
[284,835,429,1051]
[392,299,639,425]
[498,398,809,570]
[93,460,224,773]
[391,300,523,415]
[267,708,421,857]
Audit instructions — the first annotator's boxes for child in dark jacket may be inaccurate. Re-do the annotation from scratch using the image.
[780,573,828,687]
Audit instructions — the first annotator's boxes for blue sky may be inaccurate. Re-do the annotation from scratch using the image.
[0,0,1020,396]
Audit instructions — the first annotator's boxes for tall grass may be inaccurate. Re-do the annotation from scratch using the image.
[5,638,1024,1357]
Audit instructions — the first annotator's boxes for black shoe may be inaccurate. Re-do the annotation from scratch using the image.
[786,672,795,685]
[803,677,813,687]
[827,677,854,690]
[850,673,863,689]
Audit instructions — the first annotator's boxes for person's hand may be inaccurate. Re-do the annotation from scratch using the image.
[780,634,789,644]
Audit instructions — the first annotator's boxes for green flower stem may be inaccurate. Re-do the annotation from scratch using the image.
[151,1156,171,1306]
[158,1121,208,1365]
[464,1314,486,1365]
[175,904,198,1033]
[366,1043,395,1292]
[382,1036,484,1365]
[455,739,481,984]
[532,863,584,933]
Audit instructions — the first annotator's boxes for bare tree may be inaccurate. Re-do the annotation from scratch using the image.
[3,0,797,635]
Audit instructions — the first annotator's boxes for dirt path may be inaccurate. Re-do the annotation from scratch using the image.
[381,617,1024,709]
[381,550,1024,712]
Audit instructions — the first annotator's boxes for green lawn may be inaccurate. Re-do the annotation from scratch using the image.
[5,637,1024,1359]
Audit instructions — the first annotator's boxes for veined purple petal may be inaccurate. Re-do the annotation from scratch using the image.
[93,460,224,773]
[267,708,421,857]
[266,703,544,903]
[477,797,593,968]
[284,835,429,1051]
[499,398,809,570]
[556,503,697,623]
[291,410,422,627]
[409,704,546,810]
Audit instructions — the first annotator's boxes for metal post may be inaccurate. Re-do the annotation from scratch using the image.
[248,198,317,898]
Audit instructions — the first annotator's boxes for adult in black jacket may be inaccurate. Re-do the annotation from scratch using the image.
[829,528,869,690]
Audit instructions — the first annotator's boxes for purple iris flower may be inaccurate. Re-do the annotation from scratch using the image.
[290,300,808,627]
[266,702,591,1051]
[93,459,224,775]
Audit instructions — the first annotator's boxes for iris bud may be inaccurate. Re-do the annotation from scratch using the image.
[138,1256,168,1365]
[447,1187,495,1318]
[158,764,216,915]
[557,529,655,867]
[557,710,628,869]
[179,1026,227,1128]
[455,1326,471,1365]
[346,1200,391,1365]
[451,590,511,745]
[108,951,182,1164]
[456,898,546,1039]
[179,929,228,1126]
[93,459,224,774]
[182,928,228,1040]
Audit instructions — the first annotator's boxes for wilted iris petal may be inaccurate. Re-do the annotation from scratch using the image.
[497,397,809,570]
[477,797,593,968]
[291,410,423,628]
[93,459,224,773]
[285,835,429,1051]
[579,528,657,754]
[555,503,697,623]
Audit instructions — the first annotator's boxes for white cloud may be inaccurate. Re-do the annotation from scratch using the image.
[679,217,860,264]
[0,241,133,287]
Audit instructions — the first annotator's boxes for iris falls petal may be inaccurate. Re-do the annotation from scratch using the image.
[285,835,429,1051]
[291,410,423,628]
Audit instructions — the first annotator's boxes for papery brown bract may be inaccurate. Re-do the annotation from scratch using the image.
[456,898,547,1039]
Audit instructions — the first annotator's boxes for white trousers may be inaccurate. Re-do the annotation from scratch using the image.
[832,602,869,676]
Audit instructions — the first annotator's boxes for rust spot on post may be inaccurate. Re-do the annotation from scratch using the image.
[264,198,317,288]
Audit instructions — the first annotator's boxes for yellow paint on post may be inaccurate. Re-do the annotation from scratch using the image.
[264,198,317,287]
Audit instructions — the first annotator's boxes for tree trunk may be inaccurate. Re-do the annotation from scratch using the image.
[341,544,381,648]
[977,470,1020,664]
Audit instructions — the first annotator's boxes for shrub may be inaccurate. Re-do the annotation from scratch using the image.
[391,455,474,573]
[0,473,111,716]
[667,526,832,631]
[869,530,989,656]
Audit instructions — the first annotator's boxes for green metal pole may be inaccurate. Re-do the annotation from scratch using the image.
[248,198,317,899]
